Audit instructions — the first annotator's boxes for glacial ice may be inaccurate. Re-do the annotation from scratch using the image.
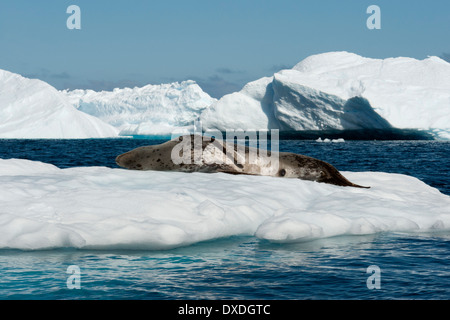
[202,52,450,139]
[1,51,449,139]
[0,69,118,139]
[62,81,216,136]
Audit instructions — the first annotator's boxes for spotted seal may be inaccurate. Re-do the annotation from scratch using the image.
[115,135,369,188]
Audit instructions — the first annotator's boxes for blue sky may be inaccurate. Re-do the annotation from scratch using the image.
[0,0,449,98]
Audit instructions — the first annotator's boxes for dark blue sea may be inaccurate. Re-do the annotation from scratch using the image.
[0,138,449,300]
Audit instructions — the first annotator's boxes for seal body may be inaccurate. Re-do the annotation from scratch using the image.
[115,135,369,188]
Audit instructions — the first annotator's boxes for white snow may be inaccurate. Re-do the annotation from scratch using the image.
[201,52,450,139]
[62,81,216,136]
[0,158,448,250]
[0,69,118,139]
[200,66,392,132]
[200,77,276,131]
[1,51,449,139]
[291,52,450,135]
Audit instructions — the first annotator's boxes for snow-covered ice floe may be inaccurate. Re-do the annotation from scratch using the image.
[0,159,448,250]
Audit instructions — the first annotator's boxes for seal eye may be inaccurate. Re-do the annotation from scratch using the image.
[279,169,286,177]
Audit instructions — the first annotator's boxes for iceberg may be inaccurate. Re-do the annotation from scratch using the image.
[62,81,216,136]
[0,69,118,139]
[201,74,391,132]
[290,52,450,137]
[201,52,450,139]
[0,158,448,250]
[2,51,449,139]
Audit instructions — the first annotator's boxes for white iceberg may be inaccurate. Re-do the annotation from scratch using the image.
[201,52,450,139]
[290,52,450,136]
[0,158,448,250]
[0,69,118,139]
[62,81,216,136]
[2,51,449,139]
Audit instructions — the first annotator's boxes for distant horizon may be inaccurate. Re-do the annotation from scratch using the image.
[1,0,449,98]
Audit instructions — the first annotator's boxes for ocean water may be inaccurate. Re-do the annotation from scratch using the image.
[0,138,449,300]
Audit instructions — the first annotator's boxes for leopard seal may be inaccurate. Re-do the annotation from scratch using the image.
[115,134,369,188]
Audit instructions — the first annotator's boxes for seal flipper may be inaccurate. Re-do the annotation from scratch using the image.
[216,169,259,176]
[215,163,250,176]
[346,182,370,189]
[320,166,370,189]
[320,175,370,188]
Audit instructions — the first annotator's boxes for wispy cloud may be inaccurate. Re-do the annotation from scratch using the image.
[51,72,71,79]
[441,53,450,63]
[190,75,243,99]
[25,68,72,80]
[215,67,245,75]
[23,67,245,98]
[268,64,293,72]
[80,79,145,91]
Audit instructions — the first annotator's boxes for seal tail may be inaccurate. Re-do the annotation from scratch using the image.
[348,182,371,189]
[330,172,370,189]
[326,175,370,188]
[322,163,370,189]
